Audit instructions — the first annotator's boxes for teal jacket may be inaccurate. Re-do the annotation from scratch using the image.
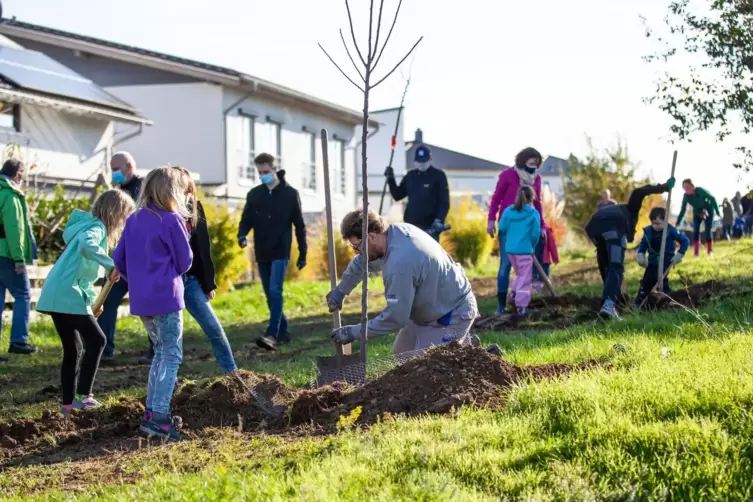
[36,210,114,315]
[499,204,542,255]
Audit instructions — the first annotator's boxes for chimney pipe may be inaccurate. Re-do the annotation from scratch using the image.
[415,128,423,144]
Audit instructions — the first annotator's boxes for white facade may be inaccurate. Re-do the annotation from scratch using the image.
[0,104,114,187]
[541,174,565,199]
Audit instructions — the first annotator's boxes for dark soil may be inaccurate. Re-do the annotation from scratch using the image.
[289,343,604,428]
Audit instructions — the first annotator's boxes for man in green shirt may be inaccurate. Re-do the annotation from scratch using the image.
[0,159,38,356]
[675,179,720,256]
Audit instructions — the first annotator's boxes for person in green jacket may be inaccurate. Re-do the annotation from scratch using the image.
[36,190,134,415]
[675,179,720,256]
[0,158,38,357]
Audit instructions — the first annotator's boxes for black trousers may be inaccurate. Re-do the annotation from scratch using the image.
[50,313,106,405]
[635,263,671,306]
[590,230,627,303]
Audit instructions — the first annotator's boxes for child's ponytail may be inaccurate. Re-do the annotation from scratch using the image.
[513,186,535,211]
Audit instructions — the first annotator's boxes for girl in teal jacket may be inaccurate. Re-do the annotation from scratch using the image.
[37,190,135,415]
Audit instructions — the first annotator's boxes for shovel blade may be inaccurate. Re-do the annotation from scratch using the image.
[315,352,364,387]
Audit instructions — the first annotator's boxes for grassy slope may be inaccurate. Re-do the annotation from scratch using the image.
[4,242,753,500]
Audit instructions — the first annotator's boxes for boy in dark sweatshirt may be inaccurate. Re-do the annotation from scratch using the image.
[585,177,675,320]
[634,207,690,307]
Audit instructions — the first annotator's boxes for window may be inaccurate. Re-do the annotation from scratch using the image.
[237,115,256,182]
[304,132,316,191]
[237,116,283,183]
[0,102,20,132]
[329,139,345,195]
[256,120,282,169]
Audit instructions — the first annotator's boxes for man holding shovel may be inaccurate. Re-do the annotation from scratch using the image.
[326,210,478,354]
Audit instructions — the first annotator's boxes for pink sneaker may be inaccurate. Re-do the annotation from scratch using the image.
[72,395,101,411]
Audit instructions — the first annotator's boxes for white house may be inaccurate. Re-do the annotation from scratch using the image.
[0,32,149,191]
[0,18,376,222]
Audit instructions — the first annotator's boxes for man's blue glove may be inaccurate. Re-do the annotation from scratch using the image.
[297,255,307,270]
[238,236,248,248]
[326,287,345,312]
[431,219,445,233]
[331,325,359,345]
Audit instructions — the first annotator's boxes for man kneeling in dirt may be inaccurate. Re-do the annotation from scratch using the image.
[326,210,479,354]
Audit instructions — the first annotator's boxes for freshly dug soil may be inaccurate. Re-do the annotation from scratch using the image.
[289,343,603,428]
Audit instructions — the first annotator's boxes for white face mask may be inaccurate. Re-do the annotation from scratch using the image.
[415,162,429,172]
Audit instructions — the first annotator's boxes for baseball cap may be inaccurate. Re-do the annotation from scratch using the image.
[414,145,431,163]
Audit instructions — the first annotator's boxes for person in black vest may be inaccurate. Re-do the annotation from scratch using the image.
[238,153,307,351]
[585,177,675,320]
[98,152,143,364]
[384,145,450,241]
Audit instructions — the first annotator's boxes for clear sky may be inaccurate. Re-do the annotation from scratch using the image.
[4,0,747,208]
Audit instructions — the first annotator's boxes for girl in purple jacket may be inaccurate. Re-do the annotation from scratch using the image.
[487,147,547,313]
[113,167,193,441]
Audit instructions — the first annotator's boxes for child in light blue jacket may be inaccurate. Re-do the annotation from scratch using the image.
[499,186,542,315]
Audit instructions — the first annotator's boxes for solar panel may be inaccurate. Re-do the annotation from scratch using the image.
[0,45,136,113]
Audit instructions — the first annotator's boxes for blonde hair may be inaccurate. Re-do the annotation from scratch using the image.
[91,189,136,248]
[137,166,192,222]
[171,165,198,227]
[513,185,535,211]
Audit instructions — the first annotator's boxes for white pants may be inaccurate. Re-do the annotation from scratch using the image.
[392,295,478,354]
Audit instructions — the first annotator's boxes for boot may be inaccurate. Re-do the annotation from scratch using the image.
[693,240,700,257]
[496,293,507,315]
[707,240,713,256]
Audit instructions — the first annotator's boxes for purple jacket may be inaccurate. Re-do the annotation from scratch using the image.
[113,205,193,317]
[487,168,545,228]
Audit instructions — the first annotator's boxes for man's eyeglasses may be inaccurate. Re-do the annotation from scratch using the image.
[349,240,362,252]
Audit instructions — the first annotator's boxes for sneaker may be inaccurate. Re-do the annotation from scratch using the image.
[516,307,528,317]
[277,332,292,345]
[8,343,38,355]
[599,299,622,320]
[60,404,74,416]
[532,282,544,294]
[100,353,115,365]
[140,414,187,441]
[255,335,277,351]
[73,395,102,411]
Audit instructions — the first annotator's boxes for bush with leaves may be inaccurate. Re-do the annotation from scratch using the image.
[27,185,93,263]
[286,218,356,282]
[441,197,493,268]
[200,194,249,293]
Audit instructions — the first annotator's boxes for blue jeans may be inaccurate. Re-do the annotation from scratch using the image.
[97,278,129,357]
[542,263,551,277]
[142,311,183,416]
[497,233,512,301]
[692,214,713,242]
[258,260,288,337]
[531,237,545,281]
[183,275,237,373]
[0,257,30,345]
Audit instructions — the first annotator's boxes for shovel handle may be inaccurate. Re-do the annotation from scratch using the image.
[93,278,114,313]
[532,256,557,297]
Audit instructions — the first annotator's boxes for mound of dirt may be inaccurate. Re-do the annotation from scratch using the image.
[172,370,298,430]
[474,293,604,331]
[645,280,743,310]
[289,343,602,428]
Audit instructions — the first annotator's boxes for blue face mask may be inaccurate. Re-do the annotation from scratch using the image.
[111,170,126,185]
[260,173,275,185]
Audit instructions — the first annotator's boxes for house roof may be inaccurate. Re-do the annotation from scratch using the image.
[405,141,508,172]
[540,155,570,176]
[0,18,375,127]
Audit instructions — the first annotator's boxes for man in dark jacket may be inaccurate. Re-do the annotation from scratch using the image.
[585,177,675,320]
[238,153,307,351]
[384,145,450,241]
[98,151,143,364]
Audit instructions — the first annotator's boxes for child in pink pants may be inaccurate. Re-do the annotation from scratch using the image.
[498,186,542,316]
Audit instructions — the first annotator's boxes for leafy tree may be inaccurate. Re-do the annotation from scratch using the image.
[563,139,652,237]
[642,0,753,170]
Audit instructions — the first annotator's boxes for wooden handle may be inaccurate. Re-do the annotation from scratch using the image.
[93,278,114,313]
[532,256,558,297]
[653,150,678,296]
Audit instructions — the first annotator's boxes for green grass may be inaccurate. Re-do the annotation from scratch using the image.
[4,240,753,500]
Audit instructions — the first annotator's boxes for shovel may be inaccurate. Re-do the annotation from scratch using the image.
[93,278,114,315]
[315,129,363,386]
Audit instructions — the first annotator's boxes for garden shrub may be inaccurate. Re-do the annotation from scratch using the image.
[201,194,248,292]
[442,196,493,268]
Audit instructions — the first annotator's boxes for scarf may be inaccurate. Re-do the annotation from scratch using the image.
[514,166,537,187]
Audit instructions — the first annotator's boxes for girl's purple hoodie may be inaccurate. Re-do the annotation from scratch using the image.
[113,205,193,317]
[487,168,545,229]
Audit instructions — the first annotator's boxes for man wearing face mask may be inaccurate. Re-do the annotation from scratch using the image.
[384,145,450,241]
[238,153,307,351]
[97,151,143,364]
[0,159,38,357]
[325,210,478,354]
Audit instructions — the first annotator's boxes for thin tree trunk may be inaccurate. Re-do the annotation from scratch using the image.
[359,70,371,365]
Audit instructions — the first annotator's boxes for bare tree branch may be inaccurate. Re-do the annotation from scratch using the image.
[318,43,365,92]
[344,0,367,66]
[367,0,375,61]
[372,0,387,57]
[339,29,365,82]
[372,0,403,71]
[371,36,423,89]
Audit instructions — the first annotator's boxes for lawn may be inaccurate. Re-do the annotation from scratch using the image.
[2,240,753,500]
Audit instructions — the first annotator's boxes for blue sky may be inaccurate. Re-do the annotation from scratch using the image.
[5,0,747,207]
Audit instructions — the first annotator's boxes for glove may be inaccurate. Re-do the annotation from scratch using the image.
[326,287,345,312]
[238,236,248,248]
[331,325,359,345]
[487,220,496,238]
[384,166,395,179]
[637,253,647,268]
[431,219,444,232]
[666,177,676,189]
[671,253,684,264]
[297,255,307,270]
